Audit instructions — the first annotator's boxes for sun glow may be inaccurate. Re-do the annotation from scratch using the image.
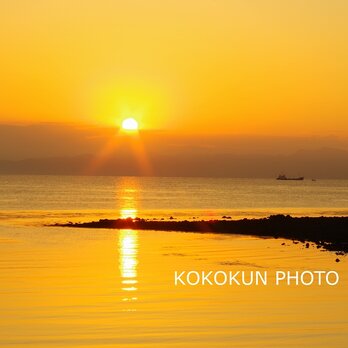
[122,118,139,131]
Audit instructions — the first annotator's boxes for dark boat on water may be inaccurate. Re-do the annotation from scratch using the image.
[277,174,304,181]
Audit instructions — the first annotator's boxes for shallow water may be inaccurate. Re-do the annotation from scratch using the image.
[0,225,347,347]
[0,175,347,347]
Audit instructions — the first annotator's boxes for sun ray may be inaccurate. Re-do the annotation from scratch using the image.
[84,119,152,176]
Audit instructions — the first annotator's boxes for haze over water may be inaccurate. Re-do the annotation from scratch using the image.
[0,175,347,347]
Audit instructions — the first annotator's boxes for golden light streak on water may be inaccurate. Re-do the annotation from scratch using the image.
[118,176,139,219]
[119,229,138,304]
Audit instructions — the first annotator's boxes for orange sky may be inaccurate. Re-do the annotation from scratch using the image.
[0,0,347,135]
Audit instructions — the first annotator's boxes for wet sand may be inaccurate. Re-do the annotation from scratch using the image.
[52,214,348,254]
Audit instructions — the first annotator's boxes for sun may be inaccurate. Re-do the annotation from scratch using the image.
[121,118,139,131]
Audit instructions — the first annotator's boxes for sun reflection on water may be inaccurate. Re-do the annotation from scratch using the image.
[119,229,138,303]
[118,177,140,219]
[120,208,137,219]
[117,177,140,306]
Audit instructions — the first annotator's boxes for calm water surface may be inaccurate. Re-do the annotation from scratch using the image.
[0,175,348,224]
[0,175,347,347]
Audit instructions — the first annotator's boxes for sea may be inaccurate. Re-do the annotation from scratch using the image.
[0,175,347,347]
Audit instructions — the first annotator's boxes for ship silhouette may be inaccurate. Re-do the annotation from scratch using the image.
[277,174,304,181]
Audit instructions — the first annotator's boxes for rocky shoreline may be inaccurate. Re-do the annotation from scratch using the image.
[51,214,348,254]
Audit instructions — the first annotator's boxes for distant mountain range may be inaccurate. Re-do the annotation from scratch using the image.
[1,147,348,178]
[1,123,348,178]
